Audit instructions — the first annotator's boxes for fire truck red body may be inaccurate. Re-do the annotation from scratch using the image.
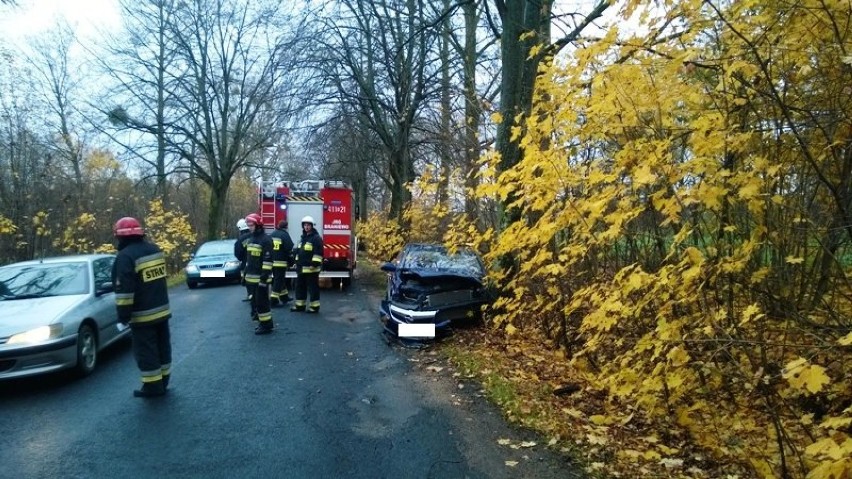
[258,179,357,287]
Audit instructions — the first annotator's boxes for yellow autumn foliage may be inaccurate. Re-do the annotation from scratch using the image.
[54,212,99,254]
[48,201,194,274]
[358,172,455,262]
[143,199,195,272]
[436,0,852,478]
[0,215,16,235]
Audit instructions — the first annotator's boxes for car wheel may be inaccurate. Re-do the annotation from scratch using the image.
[332,278,342,289]
[187,280,198,289]
[75,323,98,377]
[342,276,352,289]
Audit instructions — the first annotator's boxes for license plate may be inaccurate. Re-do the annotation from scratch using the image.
[200,270,225,278]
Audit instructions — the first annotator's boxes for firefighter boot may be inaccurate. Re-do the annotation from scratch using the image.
[290,301,306,312]
[133,380,166,398]
[254,321,274,335]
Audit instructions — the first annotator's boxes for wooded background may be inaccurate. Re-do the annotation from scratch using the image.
[1,0,850,477]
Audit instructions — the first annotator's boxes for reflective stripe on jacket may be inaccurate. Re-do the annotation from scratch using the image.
[112,239,171,325]
[269,228,294,268]
[244,229,274,283]
[295,229,323,274]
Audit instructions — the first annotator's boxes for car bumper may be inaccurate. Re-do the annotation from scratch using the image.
[186,268,242,283]
[0,335,78,380]
[380,300,483,339]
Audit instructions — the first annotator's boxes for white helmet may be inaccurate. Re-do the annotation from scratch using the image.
[236,218,248,230]
[301,215,315,225]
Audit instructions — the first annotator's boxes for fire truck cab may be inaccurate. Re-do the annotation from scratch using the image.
[258,179,357,288]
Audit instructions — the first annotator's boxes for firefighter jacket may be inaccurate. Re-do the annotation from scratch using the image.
[234,231,251,270]
[112,238,171,325]
[269,228,295,268]
[294,229,323,274]
[243,229,273,284]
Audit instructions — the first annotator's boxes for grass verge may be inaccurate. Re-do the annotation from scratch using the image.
[354,259,388,291]
[167,271,186,288]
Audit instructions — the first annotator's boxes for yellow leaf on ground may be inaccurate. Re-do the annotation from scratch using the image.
[784,358,831,394]
[590,415,609,425]
[800,365,831,394]
[505,461,519,467]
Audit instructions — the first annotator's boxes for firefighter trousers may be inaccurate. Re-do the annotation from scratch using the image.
[294,272,320,311]
[270,266,290,304]
[241,269,252,300]
[131,320,172,384]
[249,282,273,327]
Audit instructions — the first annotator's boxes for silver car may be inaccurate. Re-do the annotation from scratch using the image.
[0,254,130,380]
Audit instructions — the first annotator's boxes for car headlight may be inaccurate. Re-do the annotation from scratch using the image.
[225,261,241,268]
[186,265,199,274]
[7,324,64,345]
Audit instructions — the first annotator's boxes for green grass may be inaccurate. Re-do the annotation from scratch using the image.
[167,271,186,288]
[443,343,520,412]
[355,259,388,291]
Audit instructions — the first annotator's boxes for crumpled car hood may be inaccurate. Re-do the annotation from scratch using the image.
[394,269,485,305]
[398,269,483,288]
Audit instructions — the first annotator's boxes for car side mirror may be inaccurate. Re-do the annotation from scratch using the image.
[96,282,114,296]
[380,262,397,273]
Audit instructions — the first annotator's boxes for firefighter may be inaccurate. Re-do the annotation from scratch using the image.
[269,220,294,307]
[243,213,275,334]
[291,215,323,313]
[234,218,252,302]
[111,217,172,398]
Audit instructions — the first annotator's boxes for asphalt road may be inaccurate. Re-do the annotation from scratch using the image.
[0,280,585,479]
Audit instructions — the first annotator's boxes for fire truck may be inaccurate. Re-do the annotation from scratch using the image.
[258,179,357,288]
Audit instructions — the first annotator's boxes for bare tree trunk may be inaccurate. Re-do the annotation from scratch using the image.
[492,0,609,269]
[462,0,481,220]
[437,0,452,207]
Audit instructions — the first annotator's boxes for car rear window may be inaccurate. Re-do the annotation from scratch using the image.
[0,262,89,298]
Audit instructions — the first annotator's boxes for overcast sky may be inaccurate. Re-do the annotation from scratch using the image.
[0,0,120,45]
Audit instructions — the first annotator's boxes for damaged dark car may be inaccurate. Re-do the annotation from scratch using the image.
[379,243,491,340]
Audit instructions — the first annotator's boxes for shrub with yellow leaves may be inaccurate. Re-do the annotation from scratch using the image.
[357,212,404,263]
[447,1,852,477]
[0,215,16,235]
[54,213,99,254]
[143,199,195,273]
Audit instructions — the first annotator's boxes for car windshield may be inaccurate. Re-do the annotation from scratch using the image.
[0,262,90,299]
[400,247,483,276]
[195,242,232,257]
